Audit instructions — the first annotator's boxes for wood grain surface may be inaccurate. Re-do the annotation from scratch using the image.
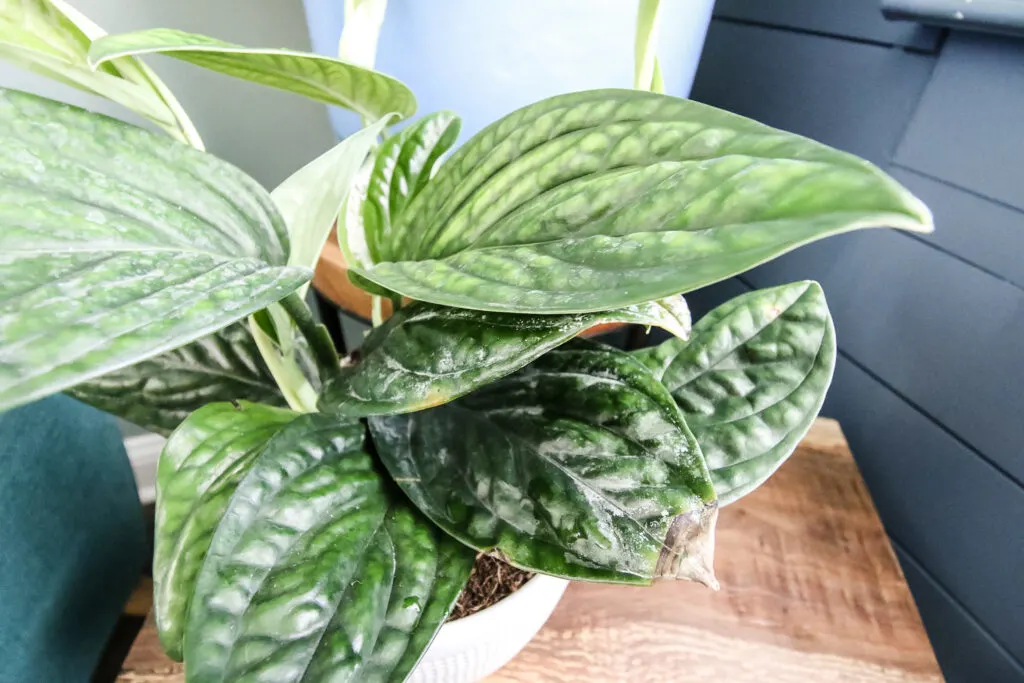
[117,418,942,682]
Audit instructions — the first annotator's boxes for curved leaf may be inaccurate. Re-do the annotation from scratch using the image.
[636,281,837,504]
[88,28,416,122]
[68,323,290,435]
[0,90,310,412]
[154,401,298,660]
[184,413,474,683]
[349,89,932,313]
[274,115,393,276]
[369,343,718,585]
[341,111,462,267]
[319,296,690,417]
[0,0,201,146]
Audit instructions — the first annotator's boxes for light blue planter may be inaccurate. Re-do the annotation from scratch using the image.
[303,0,715,141]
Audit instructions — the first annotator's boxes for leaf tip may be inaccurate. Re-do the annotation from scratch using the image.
[901,192,935,235]
[655,501,719,588]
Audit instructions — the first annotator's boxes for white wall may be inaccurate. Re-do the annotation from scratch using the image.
[0,0,337,189]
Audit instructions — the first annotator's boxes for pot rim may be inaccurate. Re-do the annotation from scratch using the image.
[439,572,570,637]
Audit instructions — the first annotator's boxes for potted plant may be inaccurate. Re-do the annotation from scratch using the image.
[0,2,933,682]
[308,0,711,329]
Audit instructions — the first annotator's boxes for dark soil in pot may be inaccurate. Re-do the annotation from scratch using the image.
[449,554,534,620]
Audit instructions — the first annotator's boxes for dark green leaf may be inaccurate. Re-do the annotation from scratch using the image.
[68,323,290,435]
[341,111,461,266]
[349,89,932,313]
[0,89,310,412]
[319,297,690,417]
[153,401,298,660]
[369,343,718,585]
[183,413,474,683]
[0,0,202,146]
[88,28,416,122]
[635,281,836,504]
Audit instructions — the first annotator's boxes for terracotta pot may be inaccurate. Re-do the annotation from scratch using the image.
[313,236,625,337]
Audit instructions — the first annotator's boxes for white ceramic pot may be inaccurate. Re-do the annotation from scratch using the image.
[409,574,570,683]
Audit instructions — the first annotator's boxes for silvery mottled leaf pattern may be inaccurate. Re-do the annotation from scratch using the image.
[350,89,932,313]
[319,297,690,417]
[635,281,836,504]
[69,323,291,435]
[369,343,718,585]
[341,111,461,267]
[88,28,416,122]
[0,89,309,412]
[153,401,298,660]
[183,413,474,683]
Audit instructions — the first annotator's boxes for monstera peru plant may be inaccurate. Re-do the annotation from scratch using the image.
[0,1,934,681]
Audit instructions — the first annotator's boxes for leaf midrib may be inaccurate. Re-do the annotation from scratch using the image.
[451,394,679,556]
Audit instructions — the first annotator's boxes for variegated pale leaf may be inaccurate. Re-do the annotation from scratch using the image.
[88,28,415,122]
[0,0,201,145]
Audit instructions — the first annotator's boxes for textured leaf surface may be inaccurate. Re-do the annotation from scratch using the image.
[154,401,298,660]
[0,0,201,145]
[184,413,474,683]
[342,111,461,267]
[0,89,309,412]
[319,297,690,417]
[350,89,932,313]
[369,343,718,584]
[68,323,288,435]
[635,281,836,504]
[88,28,415,122]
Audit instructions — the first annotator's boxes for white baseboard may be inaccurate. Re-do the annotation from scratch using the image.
[124,433,164,504]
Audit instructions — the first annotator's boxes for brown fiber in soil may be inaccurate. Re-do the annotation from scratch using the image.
[449,554,534,621]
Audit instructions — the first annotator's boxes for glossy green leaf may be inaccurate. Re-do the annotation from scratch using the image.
[319,296,690,417]
[88,28,416,122]
[635,281,837,504]
[275,115,392,278]
[68,323,290,435]
[349,89,932,313]
[369,343,718,585]
[0,0,201,146]
[154,401,298,660]
[0,90,311,412]
[184,413,474,683]
[341,111,461,267]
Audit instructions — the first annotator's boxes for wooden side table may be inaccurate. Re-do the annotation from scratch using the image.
[117,419,942,682]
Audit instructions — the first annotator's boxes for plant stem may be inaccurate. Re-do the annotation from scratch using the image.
[635,0,664,92]
[248,316,318,413]
[371,295,384,327]
[280,293,341,377]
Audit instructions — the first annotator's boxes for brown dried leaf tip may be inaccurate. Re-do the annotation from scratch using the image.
[655,501,719,589]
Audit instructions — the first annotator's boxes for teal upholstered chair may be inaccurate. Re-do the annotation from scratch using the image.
[0,395,145,683]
